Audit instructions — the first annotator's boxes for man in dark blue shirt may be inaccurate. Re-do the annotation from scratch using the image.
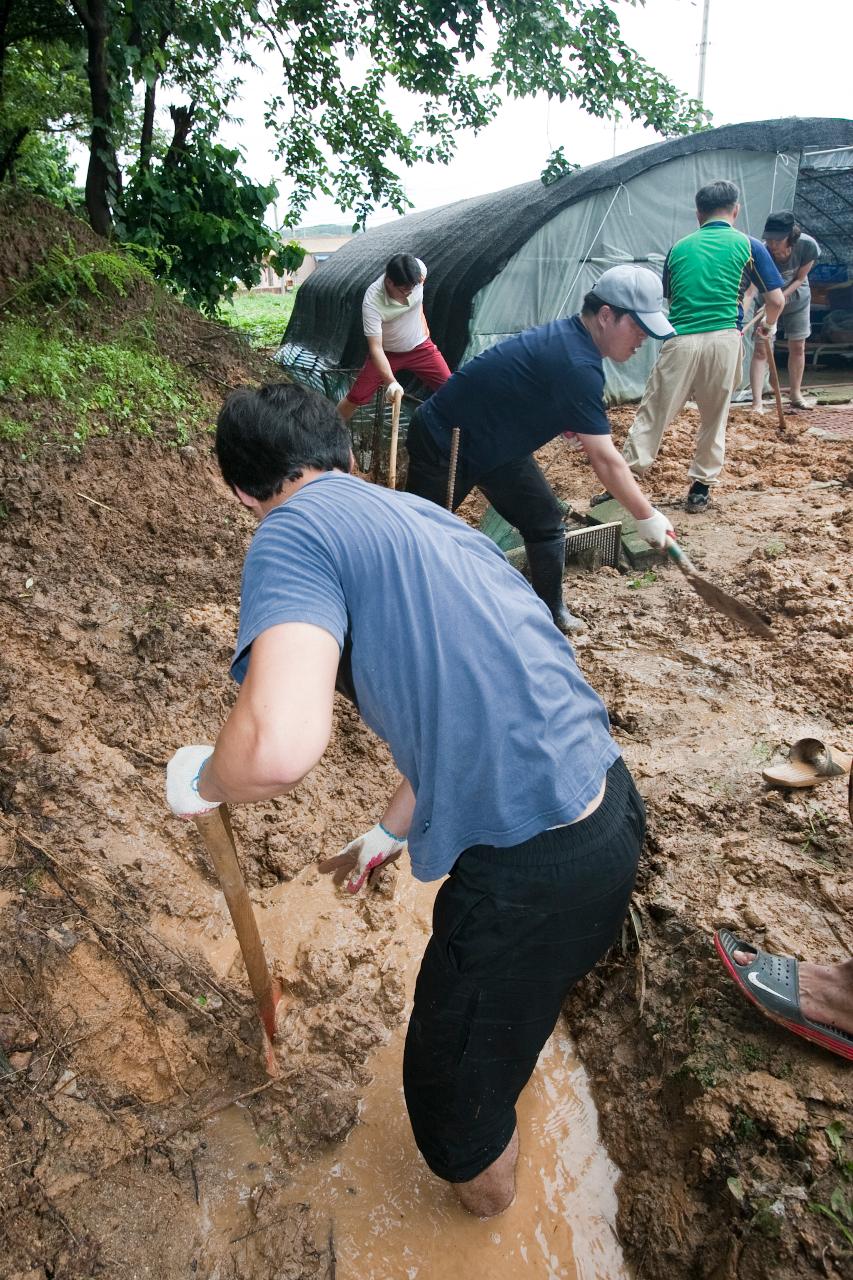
[406,265,675,634]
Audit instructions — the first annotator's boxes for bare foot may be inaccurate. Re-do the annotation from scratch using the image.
[454,1127,519,1218]
[732,949,853,1036]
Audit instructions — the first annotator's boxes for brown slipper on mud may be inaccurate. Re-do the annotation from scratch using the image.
[762,737,852,789]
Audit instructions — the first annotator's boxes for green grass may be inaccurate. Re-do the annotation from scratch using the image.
[628,569,658,589]
[0,319,204,448]
[218,290,297,348]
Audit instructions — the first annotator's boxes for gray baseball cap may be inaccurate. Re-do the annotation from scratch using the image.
[592,265,674,340]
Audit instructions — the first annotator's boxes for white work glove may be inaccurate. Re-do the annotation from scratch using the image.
[166,745,218,818]
[758,322,777,341]
[318,822,406,894]
[384,380,404,402]
[635,508,675,550]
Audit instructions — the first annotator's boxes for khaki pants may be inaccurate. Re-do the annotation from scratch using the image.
[622,330,743,485]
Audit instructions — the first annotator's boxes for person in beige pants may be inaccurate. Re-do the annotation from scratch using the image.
[622,328,743,486]
[605,180,785,514]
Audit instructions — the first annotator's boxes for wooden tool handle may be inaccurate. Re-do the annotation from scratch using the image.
[742,305,765,336]
[765,341,786,430]
[193,805,279,1047]
[388,390,402,491]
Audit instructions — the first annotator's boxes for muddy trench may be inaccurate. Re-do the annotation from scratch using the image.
[1,404,851,1280]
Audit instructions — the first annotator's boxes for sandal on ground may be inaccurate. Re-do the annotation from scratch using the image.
[714,930,853,1062]
[788,397,816,411]
[762,737,852,789]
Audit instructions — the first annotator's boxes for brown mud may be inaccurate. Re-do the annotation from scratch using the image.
[2,255,852,1278]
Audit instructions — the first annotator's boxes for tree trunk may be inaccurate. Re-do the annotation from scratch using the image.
[0,0,14,125]
[0,125,29,183]
[139,80,157,170]
[163,102,195,169]
[71,0,121,237]
[138,28,170,171]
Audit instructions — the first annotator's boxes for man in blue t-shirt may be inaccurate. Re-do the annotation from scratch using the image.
[406,264,677,634]
[165,382,646,1220]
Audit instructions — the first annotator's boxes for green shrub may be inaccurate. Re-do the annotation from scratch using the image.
[2,237,156,315]
[0,320,203,447]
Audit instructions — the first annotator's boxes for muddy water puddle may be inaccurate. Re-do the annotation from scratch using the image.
[187,867,627,1279]
[284,1020,624,1280]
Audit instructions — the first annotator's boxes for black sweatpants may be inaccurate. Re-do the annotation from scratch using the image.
[403,756,644,1184]
[405,408,565,546]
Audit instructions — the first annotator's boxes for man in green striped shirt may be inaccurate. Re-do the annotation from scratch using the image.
[618,181,784,512]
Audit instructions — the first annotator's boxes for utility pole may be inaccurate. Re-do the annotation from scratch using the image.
[697,0,711,103]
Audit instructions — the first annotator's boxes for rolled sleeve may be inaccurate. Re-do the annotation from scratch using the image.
[230,512,348,683]
[748,238,784,293]
[362,295,383,339]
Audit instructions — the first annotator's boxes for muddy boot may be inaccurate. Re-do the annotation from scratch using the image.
[525,536,585,635]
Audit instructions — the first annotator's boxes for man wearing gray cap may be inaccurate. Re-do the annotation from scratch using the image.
[406,263,675,633]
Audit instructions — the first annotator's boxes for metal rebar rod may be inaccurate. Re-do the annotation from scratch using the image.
[446,427,461,511]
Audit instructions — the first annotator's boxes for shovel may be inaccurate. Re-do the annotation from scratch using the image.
[194,805,282,1075]
[664,534,773,640]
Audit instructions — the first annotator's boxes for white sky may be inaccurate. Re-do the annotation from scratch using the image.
[216,0,851,230]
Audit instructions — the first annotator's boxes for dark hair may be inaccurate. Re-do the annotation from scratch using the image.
[763,210,801,245]
[216,382,351,501]
[695,180,739,215]
[385,253,422,287]
[581,291,629,321]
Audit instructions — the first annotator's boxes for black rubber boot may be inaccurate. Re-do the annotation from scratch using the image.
[525,536,585,635]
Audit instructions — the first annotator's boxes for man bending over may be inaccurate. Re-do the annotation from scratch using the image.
[166,382,646,1219]
[337,253,451,422]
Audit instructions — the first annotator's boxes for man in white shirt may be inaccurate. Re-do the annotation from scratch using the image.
[337,253,451,422]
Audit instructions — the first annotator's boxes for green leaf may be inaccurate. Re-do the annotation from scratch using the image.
[826,1122,844,1153]
[727,1176,746,1205]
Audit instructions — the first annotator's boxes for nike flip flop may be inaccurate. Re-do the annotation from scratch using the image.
[714,929,853,1062]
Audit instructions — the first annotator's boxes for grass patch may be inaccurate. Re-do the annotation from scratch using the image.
[0,319,205,448]
[628,569,658,589]
[218,290,297,347]
[749,739,775,764]
[799,802,833,857]
[809,1124,853,1248]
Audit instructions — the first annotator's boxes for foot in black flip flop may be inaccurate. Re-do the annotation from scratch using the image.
[714,929,853,1062]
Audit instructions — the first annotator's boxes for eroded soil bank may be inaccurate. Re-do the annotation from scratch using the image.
[1,400,851,1280]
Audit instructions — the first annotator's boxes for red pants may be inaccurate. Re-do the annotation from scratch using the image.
[346,339,451,406]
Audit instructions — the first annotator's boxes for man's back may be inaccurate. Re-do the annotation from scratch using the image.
[232,473,617,880]
[664,221,755,334]
[418,316,609,475]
